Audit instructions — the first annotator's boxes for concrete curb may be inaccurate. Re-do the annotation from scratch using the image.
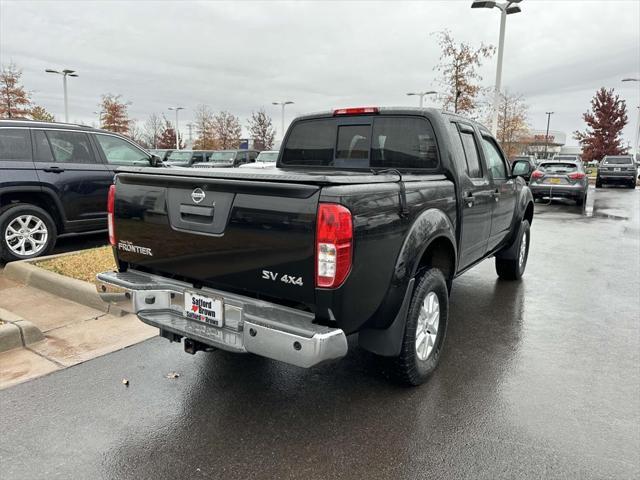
[0,308,45,353]
[3,253,124,317]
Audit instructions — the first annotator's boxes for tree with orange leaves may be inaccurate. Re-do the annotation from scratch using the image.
[0,63,32,119]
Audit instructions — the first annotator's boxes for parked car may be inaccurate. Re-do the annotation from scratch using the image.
[529,160,589,205]
[164,150,216,167]
[553,154,582,163]
[148,149,173,161]
[192,149,259,168]
[596,155,637,189]
[96,107,534,386]
[238,150,278,169]
[0,120,159,262]
[511,156,537,183]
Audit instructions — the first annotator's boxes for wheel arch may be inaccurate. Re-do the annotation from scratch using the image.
[0,187,66,233]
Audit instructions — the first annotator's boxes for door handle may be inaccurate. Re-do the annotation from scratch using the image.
[492,189,500,202]
[43,166,65,173]
[463,192,474,207]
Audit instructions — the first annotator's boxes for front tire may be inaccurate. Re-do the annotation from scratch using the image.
[495,220,530,281]
[392,268,448,386]
[0,204,57,262]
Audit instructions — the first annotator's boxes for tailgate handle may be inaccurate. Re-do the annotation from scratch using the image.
[180,204,214,218]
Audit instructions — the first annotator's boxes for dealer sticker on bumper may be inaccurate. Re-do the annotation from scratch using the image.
[184,292,224,327]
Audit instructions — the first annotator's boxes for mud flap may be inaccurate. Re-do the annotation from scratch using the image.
[358,278,415,357]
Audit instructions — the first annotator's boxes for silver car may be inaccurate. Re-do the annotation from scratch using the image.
[529,160,589,206]
[596,155,637,189]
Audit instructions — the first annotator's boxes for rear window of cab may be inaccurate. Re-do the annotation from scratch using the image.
[281,116,439,170]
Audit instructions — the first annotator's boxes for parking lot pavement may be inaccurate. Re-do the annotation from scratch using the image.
[0,187,638,480]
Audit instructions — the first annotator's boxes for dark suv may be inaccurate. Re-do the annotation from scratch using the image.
[0,120,157,262]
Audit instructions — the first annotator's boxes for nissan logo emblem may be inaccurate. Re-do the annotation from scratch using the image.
[191,188,206,204]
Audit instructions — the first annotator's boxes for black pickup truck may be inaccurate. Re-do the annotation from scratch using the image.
[97,107,534,385]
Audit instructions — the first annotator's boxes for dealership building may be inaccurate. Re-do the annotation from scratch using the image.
[518,130,582,159]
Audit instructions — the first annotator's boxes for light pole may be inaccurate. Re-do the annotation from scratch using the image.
[272,101,294,138]
[543,111,554,159]
[406,91,438,108]
[471,0,523,136]
[45,68,78,123]
[622,78,640,161]
[168,106,185,150]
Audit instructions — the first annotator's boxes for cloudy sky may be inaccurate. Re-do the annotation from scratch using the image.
[1,0,639,147]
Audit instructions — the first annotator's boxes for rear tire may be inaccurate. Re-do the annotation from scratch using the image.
[0,204,57,262]
[576,194,585,206]
[630,180,636,189]
[495,220,530,281]
[392,268,448,386]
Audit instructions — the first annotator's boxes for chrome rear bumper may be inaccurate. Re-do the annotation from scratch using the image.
[96,270,347,368]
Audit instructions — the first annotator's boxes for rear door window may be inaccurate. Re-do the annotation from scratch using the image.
[33,130,54,162]
[46,130,96,164]
[459,131,483,178]
[0,128,31,161]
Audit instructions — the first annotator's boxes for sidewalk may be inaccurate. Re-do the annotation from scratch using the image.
[0,273,155,389]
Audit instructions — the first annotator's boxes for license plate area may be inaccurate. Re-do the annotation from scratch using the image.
[614,167,621,172]
[548,177,562,184]
[184,291,224,327]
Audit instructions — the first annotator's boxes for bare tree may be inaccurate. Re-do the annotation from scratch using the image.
[434,31,495,115]
[212,111,242,149]
[496,91,529,159]
[193,105,217,149]
[127,121,147,147]
[99,94,131,134]
[0,63,32,118]
[247,109,276,150]
[143,113,164,149]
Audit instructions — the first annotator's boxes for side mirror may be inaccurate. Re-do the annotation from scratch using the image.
[148,154,162,167]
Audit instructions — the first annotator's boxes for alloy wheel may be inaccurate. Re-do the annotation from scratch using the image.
[415,291,440,361]
[4,215,49,257]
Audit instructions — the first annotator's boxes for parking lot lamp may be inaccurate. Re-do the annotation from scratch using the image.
[622,78,640,160]
[543,111,554,159]
[406,91,438,108]
[168,107,185,150]
[45,68,78,123]
[471,0,523,136]
[272,101,294,139]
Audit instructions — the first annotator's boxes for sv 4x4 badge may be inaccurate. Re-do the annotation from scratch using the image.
[117,240,153,256]
[262,270,303,286]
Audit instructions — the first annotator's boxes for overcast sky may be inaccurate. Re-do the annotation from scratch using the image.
[1,0,639,147]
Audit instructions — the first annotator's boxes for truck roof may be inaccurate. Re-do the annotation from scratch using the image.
[291,107,491,135]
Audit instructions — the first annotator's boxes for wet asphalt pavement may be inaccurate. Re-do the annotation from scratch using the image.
[1,187,638,479]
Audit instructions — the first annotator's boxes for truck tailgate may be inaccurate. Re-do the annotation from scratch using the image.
[113,171,320,306]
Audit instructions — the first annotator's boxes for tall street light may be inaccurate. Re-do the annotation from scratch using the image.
[543,111,554,159]
[471,0,523,136]
[406,91,438,108]
[622,78,640,160]
[168,106,185,150]
[45,68,78,123]
[272,101,294,138]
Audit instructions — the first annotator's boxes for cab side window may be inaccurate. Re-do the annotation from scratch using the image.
[95,134,148,166]
[481,136,507,180]
[46,130,96,164]
[0,129,31,161]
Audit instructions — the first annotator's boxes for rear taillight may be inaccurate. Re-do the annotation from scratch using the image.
[568,172,586,180]
[333,107,379,116]
[316,203,353,288]
[531,170,544,180]
[107,184,116,246]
